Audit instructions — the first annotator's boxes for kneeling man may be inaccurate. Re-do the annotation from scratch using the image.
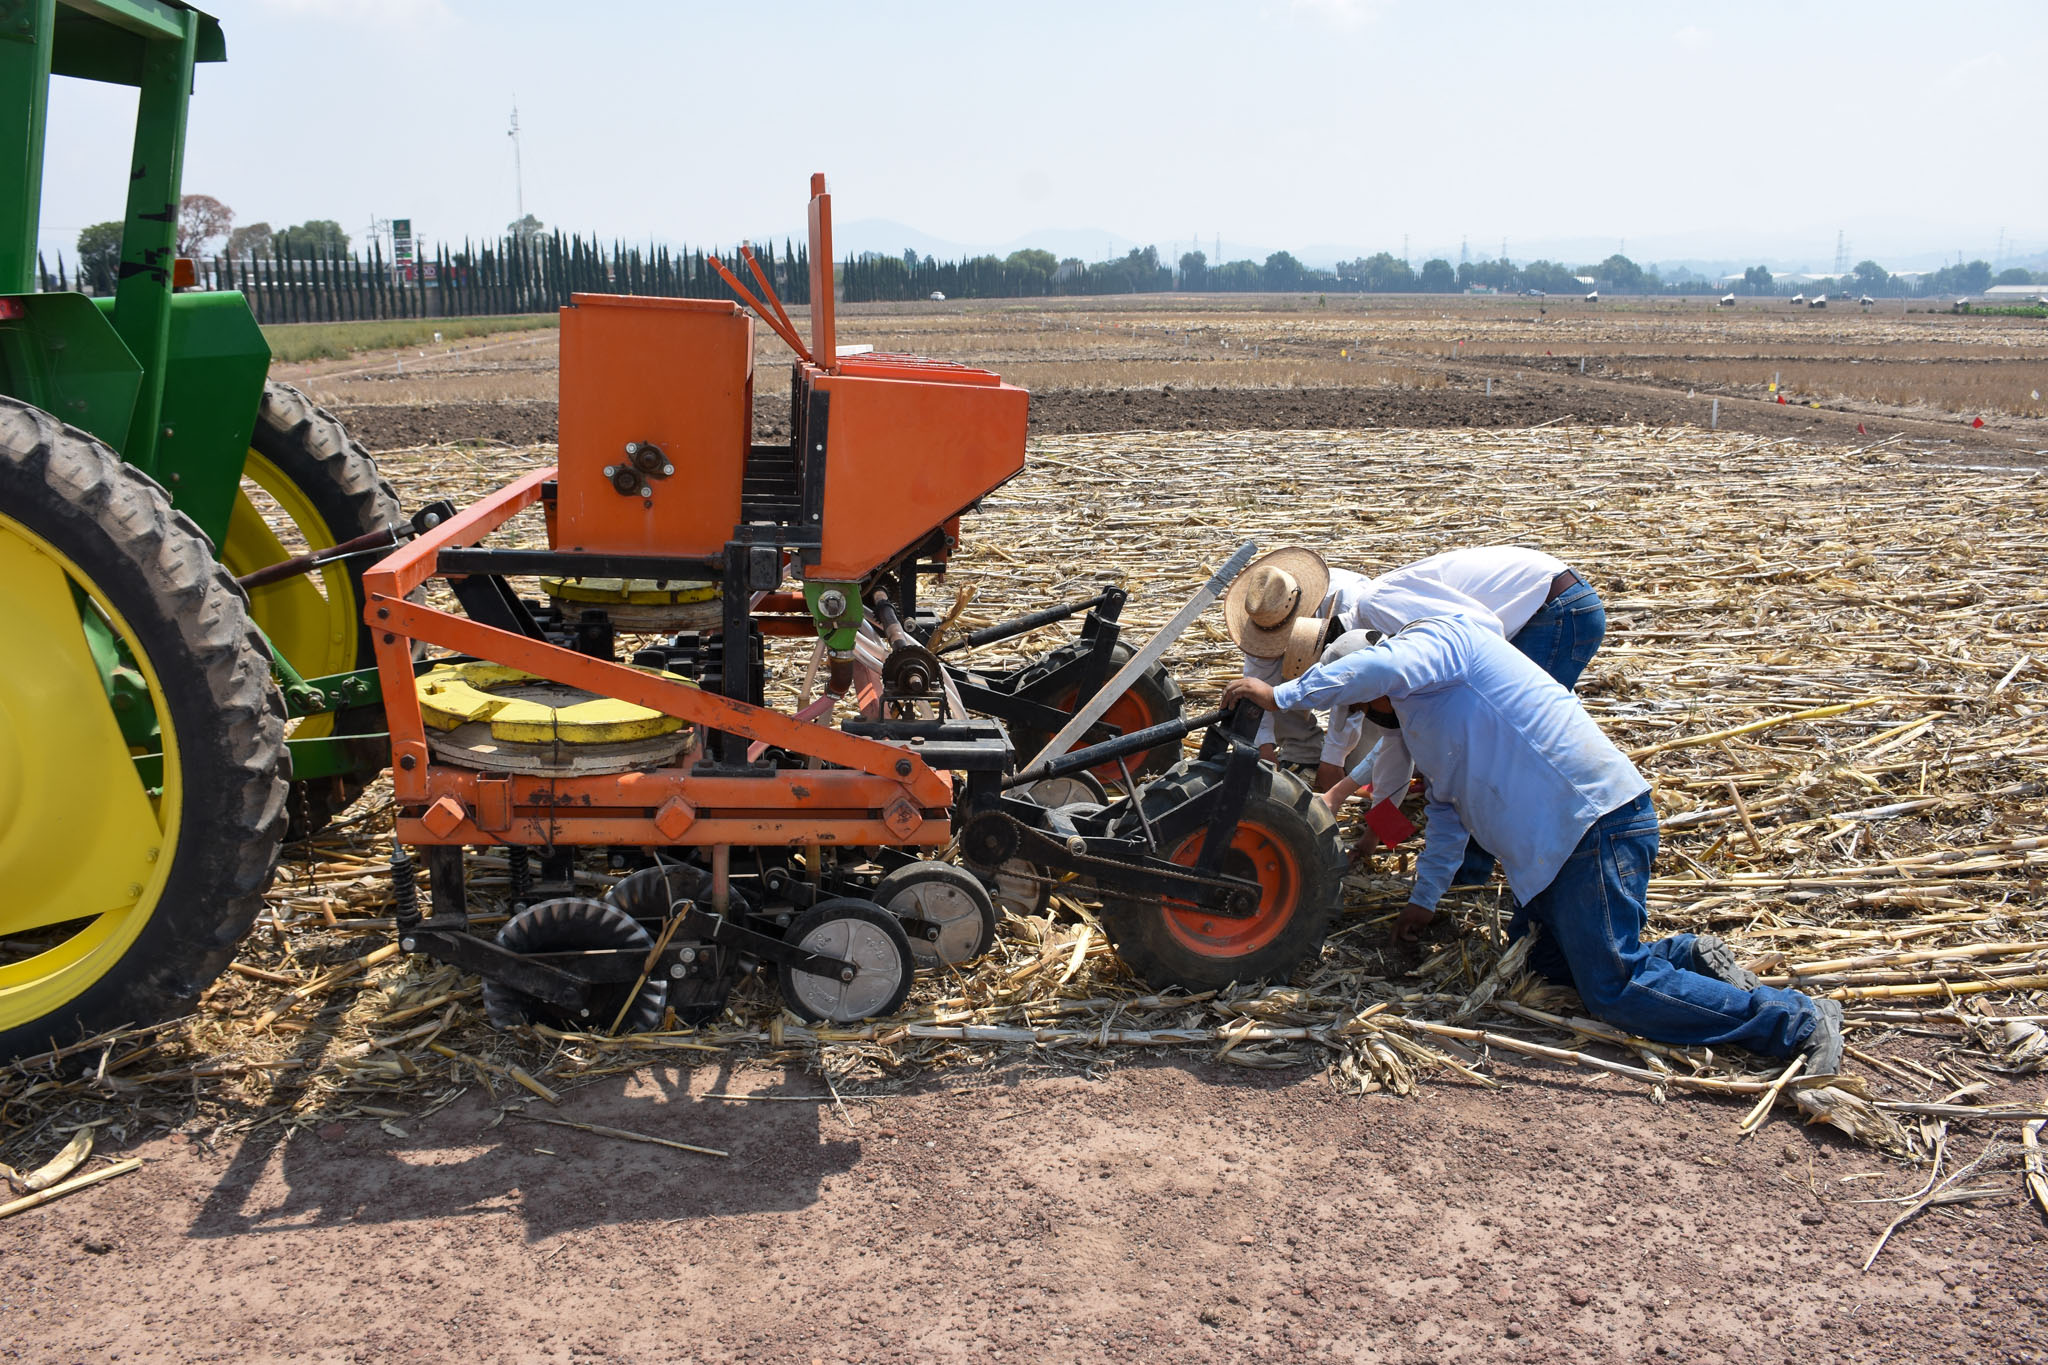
[1221,613,1842,1071]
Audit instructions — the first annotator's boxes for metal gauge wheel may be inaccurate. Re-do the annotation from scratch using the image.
[872,863,997,969]
[777,898,915,1024]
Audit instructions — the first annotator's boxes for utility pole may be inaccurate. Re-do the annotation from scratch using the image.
[1834,230,1849,276]
[508,101,526,224]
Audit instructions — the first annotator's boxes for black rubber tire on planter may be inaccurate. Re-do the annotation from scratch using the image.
[1009,640,1185,784]
[482,897,669,1034]
[0,397,288,1063]
[1099,758,1345,993]
[246,382,405,841]
[604,862,739,1026]
[777,899,916,1024]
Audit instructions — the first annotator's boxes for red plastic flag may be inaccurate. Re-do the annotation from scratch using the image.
[1777,395,1787,404]
[1363,798,1418,848]
[1973,417,1986,428]
[1857,423,1867,435]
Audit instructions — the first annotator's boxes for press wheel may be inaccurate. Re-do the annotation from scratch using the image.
[482,897,669,1034]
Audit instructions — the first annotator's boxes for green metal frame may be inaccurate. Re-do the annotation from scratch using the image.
[3,0,384,787]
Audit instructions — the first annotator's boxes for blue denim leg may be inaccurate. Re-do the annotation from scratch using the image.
[1509,580,1608,691]
[1520,794,1821,1057]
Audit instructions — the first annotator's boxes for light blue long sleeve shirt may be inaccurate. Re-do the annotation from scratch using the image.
[1272,613,1649,911]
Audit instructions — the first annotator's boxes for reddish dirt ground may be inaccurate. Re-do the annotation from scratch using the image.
[4,1058,2044,1364]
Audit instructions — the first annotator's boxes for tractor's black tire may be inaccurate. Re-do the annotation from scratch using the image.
[1100,759,1344,993]
[0,398,288,1063]
[1009,640,1185,785]
[248,383,404,841]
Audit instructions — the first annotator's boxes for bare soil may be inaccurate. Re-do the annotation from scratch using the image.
[5,1059,2044,1364]
[327,378,2042,469]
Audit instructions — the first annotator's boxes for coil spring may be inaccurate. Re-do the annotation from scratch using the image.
[389,848,421,932]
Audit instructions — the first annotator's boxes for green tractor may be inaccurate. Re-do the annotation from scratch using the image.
[1,0,399,1059]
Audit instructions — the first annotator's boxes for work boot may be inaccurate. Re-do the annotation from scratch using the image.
[1801,998,1846,1078]
[1692,934,1763,991]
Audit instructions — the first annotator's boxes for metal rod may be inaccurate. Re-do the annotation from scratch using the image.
[1023,541,1259,772]
[236,522,401,592]
[935,591,1116,654]
[1006,708,1226,790]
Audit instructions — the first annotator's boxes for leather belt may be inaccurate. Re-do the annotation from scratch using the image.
[1545,568,1582,603]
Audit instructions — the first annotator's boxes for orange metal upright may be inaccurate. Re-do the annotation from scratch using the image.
[554,294,754,557]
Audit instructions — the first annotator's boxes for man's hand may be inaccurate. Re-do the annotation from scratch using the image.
[1394,903,1434,943]
[1221,677,1279,713]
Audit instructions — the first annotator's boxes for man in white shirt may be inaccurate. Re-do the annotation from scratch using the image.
[1220,615,1843,1070]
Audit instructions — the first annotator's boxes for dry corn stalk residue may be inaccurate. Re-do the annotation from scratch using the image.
[6,425,2044,1167]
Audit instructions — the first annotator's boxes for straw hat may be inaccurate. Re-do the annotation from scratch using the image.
[1225,547,1331,659]
[1280,615,1335,681]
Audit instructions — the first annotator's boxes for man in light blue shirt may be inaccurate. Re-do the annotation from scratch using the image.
[1220,613,1842,1070]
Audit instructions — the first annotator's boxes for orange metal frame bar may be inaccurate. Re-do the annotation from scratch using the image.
[706,253,811,362]
[361,466,955,846]
[739,243,807,362]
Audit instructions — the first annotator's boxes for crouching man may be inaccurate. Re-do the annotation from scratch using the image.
[1220,612,1844,1072]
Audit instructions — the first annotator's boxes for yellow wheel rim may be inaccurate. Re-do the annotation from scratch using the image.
[219,448,355,741]
[0,513,180,1033]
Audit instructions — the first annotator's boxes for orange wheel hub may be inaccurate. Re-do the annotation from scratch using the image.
[1160,820,1300,958]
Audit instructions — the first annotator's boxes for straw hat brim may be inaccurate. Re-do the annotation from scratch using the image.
[1226,546,1332,658]
[1280,614,1334,682]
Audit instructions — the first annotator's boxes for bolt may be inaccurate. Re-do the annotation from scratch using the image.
[1201,922,1215,935]
[678,947,697,964]
[639,485,652,497]
[840,967,856,982]
[383,632,396,644]
[579,1008,591,1018]
[1067,836,1087,855]
[421,511,442,528]
[661,464,674,476]
[669,963,687,979]
[400,937,417,953]
[895,758,913,777]
[377,607,389,619]
[603,464,618,477]
[624,442,642,455]
[817,589,847,617]
[398,754,416,770]
[126,883,143,899]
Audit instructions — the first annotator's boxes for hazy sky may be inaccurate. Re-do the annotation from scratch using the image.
[35,0,2048,272]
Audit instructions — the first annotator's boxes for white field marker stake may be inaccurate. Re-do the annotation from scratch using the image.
[1024,540,1260,772]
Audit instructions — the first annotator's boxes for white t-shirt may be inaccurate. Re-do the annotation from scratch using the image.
[1349,545,1567,640]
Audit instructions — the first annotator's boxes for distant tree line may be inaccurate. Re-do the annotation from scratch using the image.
[42,193,2043,311]
[43,200,812,324]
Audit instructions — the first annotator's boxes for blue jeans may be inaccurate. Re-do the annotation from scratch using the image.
[1510,792,1822,1057]
[1453,578,1609,886]
[1511,578,1606,691]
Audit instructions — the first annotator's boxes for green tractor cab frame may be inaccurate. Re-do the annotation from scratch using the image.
[1,0,388,773]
